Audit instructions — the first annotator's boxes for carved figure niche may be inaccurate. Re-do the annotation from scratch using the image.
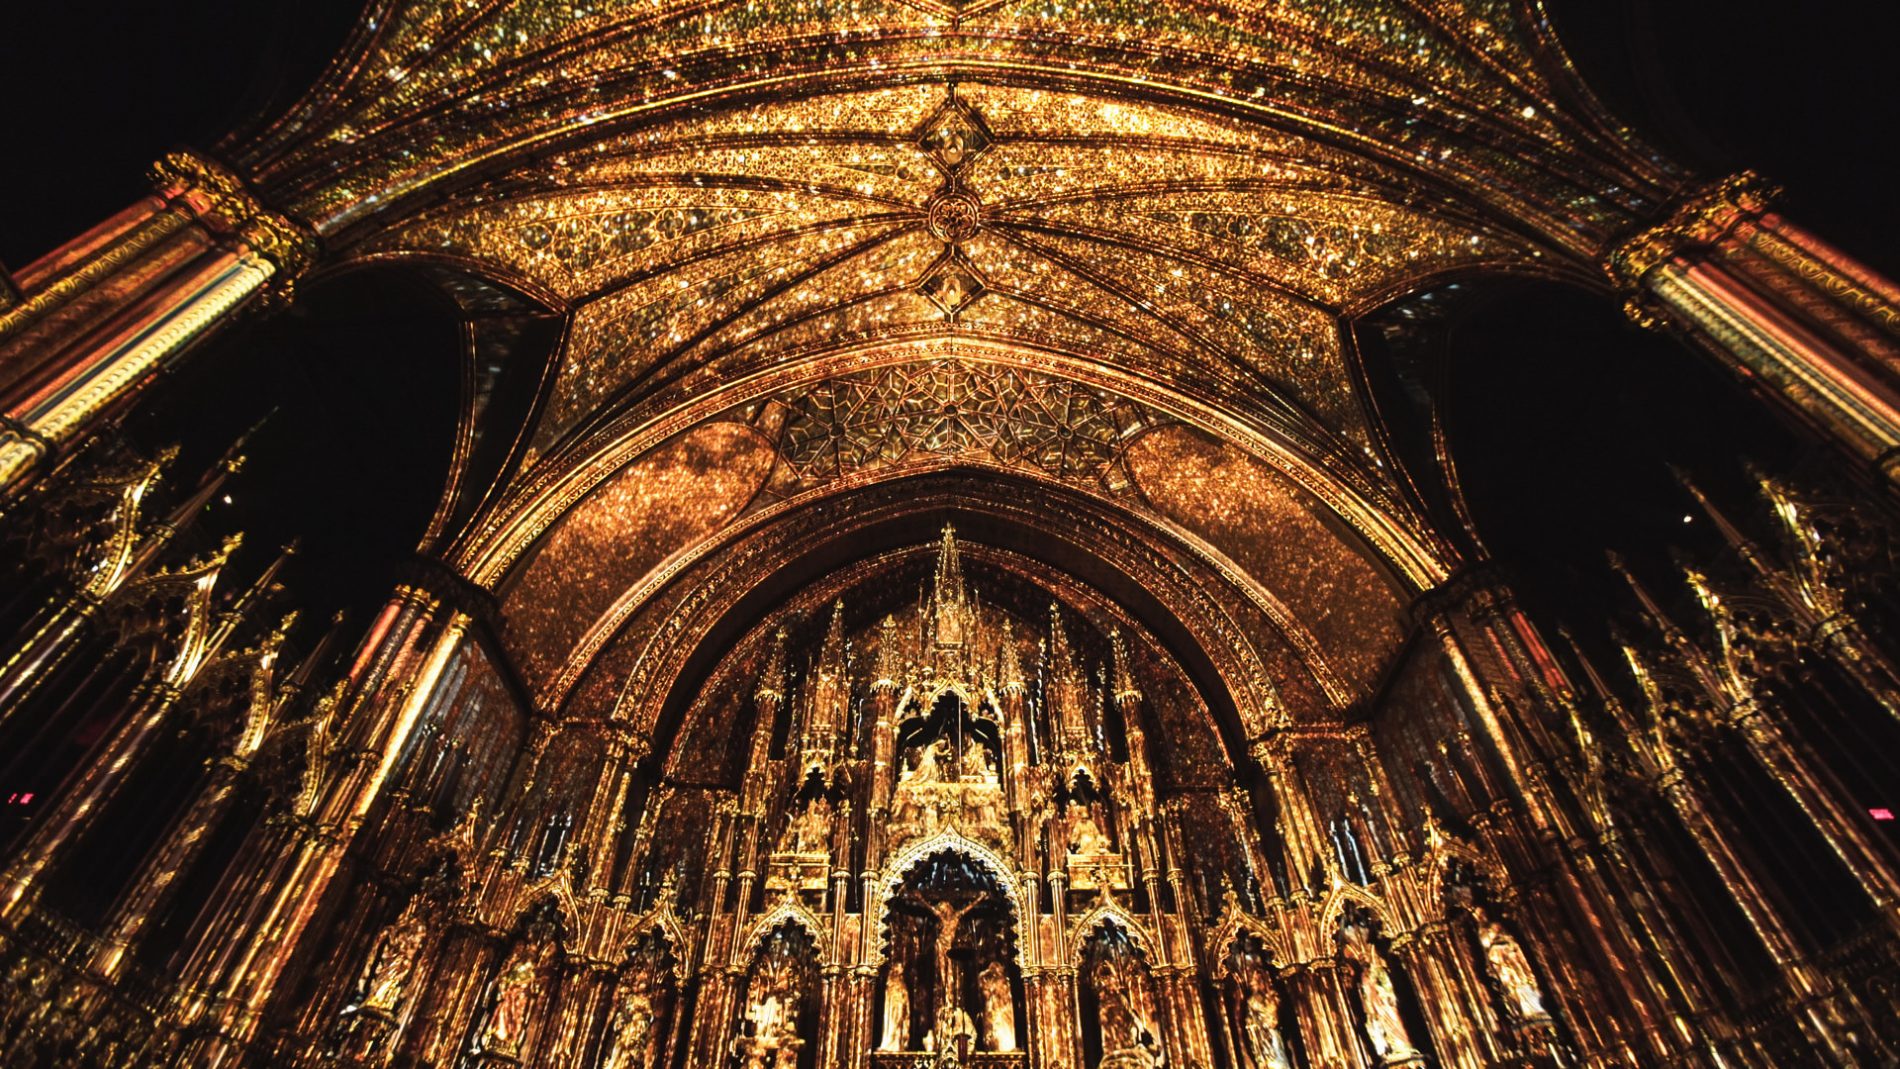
[878,851,1022,1059]
[1079,922,1163,1069]
[1443,865,1556,1056]
[734,922,820,1069]
[890,689,1006,850]
[470,902,562,1064]
[1221,934,1297,1069]
[1335,905,1428,1067]
[596,929,679,1069]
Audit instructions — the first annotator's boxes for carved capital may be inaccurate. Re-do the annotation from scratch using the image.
[149,150,320,278]
[1606,171,1780,293]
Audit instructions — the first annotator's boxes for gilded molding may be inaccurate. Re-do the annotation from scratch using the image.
[1605,171,1781,295]
[149,150,320,279]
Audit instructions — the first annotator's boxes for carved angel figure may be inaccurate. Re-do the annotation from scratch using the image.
[1479,918,1548,1022]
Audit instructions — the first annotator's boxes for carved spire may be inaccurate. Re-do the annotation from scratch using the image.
[928,523,972,653]
[1675,467,1784,587]
[1046,601,1092,761]
[1610,551,1727,703]
[873,614,902,693]
[934,522,967,606]
[1109,628,1142,706]
[804,601,849,743]
[756,626,789,704]
[997,618,1025,695]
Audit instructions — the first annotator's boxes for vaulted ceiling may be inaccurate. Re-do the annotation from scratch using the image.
[225,0,1692,717]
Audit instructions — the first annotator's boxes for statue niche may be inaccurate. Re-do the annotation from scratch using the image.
[1062,775,1129,895]
[1336,909,1425,1067]
[767,779,836,894]
[598,930,679,1069]
[1081,922,1163,1069]
[1222,935,1296,1069]
[890,691,1006,851]
[733,922,820,1069]
[877,850,1022,1060]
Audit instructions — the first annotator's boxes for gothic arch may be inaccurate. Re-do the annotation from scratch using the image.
[1317,883,1398,939]
[459,336,1449,594]
[1068,904,1158,964]
[578,475,1303,771]
[875,834,1027,972]
[743,897,831,971]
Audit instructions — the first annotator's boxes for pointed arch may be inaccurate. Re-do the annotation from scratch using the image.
[876,832,1026,971]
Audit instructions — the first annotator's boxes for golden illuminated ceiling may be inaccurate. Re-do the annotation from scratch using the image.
[226,0,1692,716]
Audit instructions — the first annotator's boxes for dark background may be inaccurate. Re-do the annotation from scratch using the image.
[0,2,1892,638]
[2,2,1892,276]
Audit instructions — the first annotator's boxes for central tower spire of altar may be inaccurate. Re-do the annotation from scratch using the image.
[928,524,973,656]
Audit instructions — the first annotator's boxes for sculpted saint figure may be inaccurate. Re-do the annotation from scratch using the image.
[962,738,997,782]
[979,959,1017,1051]
[1235,975,1291,1069]
[480,951,538,1057]
[1069,805,1112,855]
[599,973,658,1069]
[1339,922,1417,1062]
[355,907,428,1015]
[1479,917,1548,1021]
[902,739,946,785]
[880,966,910,1051]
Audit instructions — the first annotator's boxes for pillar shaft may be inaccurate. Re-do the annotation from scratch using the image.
[1611,173,1900,483]
[176,591,469,1065]
[0,152,315,497]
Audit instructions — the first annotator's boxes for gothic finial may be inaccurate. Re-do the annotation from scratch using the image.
[1109,628,1141,705]
[934,523,966,604]
[874,614,902,691]
[998,618,1025,693]
[1046,600,1073,668]
[823,600,847,655]
[757,627,789,702]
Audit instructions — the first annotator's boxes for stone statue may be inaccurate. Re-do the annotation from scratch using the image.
[1479,917,1548,1022]
[599,972,658,1069]
[1339,922,1417,1062]
[979,959,1017,1051]
[1069,805,1112,855]
[480,950,538,1057]
[902,738,948,785]
[778,798,832,855]
[1235,974,1291,1069]
[962,738,997,782]
[880,966,910,1051]
[1092,956,1158,1053]
[354,907,428,1015]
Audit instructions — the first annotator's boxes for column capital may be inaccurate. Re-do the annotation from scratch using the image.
[1607,171,1781,294]
[149,150,320,279]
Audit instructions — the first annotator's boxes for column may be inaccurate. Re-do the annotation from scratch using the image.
[0,535,268,916]
[173,585,469,1066]
[1608,172,1900,484]
[0,150,317,496]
